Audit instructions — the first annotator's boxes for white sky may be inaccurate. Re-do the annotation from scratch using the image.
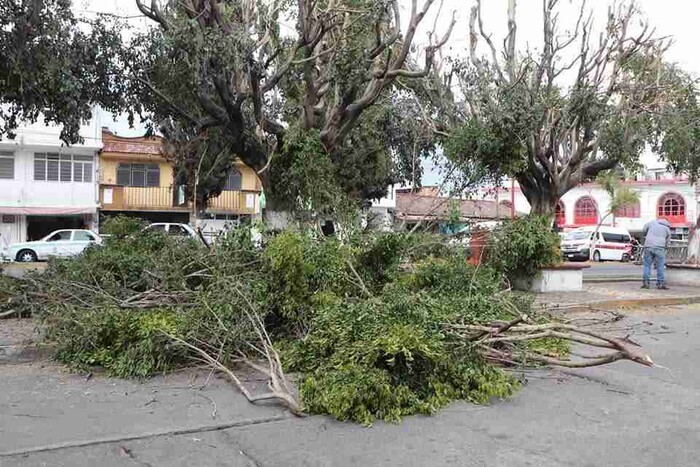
[81,0,700,75]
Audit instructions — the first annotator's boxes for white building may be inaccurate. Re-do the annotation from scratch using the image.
[0,118,102,249]
[495,167,697,240]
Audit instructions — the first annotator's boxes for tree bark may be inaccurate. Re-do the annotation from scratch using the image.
[518,176,558,219]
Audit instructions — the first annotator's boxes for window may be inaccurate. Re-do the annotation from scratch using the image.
[224,168,242,191]
[34,153,92,182]
[46,231,72,242]
[1,215,16,223]
[658,193,686,223]
[555,201,566,227]
[574,197,598,225]
[169,225,189,236]
[147,224,166,233]
[73,231,97,242]
[116,163,160,187]
[615,201,640,218]
[565,231,590,241]
[602,232,631,243]
[0,152,14,179]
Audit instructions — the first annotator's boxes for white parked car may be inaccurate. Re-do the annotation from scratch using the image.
[561,226,633,262]
[144,223,202,241]
[9,229,102,262]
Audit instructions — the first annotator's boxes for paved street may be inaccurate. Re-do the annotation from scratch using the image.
[581,261,642,278]
[2,303,700,466]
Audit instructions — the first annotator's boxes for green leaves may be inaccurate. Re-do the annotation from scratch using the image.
[488,216,562,280]
[0,1,135,144]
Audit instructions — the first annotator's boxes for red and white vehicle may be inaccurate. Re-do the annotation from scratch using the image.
[561,226,633,262]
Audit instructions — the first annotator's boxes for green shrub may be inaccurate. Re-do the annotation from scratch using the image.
[488,216,561,279]
[101,214,147,238]
[45,306,187,377]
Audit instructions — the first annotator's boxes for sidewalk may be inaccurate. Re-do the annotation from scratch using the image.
[536,282,700,311]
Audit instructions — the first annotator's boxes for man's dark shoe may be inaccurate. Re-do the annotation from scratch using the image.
[641,283,650,289]
[657,284,670,290]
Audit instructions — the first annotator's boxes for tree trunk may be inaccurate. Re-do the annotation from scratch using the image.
[518,179,559,219]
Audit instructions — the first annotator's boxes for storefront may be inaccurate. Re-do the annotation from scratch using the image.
[0,207,97,245]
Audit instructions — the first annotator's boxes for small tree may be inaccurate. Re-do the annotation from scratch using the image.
[590,171,639,260]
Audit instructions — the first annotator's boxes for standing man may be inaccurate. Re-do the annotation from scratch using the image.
[642,218,672,289]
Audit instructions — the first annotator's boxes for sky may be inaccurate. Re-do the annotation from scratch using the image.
[80,0,700,181]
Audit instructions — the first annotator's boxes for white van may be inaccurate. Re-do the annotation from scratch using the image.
[561,226,633,262]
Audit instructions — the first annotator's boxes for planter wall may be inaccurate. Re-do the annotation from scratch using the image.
[666,265,700,286]
[513,264,589,293]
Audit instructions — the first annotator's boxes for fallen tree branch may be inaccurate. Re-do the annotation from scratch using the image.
[168,334,303,416]
[0,309,19,319]
[447,320,654,369]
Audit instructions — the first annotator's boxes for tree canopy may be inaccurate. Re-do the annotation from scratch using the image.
[0,0,130,145]
[441,0,700,216]
[129,0,452,212]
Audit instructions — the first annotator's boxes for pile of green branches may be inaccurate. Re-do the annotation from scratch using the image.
[11,219,652,425]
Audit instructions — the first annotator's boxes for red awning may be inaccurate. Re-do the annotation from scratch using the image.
[0,206,96,215]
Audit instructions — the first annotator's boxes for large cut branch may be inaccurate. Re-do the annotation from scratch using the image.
[447,320,654,369]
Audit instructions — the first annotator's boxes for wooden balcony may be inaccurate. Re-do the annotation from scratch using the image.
[100,185,260,215]
[208,190,259,215]
[100,185,184,211]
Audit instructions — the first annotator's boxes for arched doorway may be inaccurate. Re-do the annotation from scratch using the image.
[657,192,686,224]
[574,197,598,225]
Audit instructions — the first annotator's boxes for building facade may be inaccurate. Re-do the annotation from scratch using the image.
[98,129,262,231]
[0,120,101,248]
[495,170,697,239]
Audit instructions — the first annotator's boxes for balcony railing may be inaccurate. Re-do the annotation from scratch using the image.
[100,185,181,211]
[100,185,259,214]
[208,190,258,214]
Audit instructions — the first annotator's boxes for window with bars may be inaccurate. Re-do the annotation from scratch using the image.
[658,193,685,221]
[34,153,93,182]
[0,152,14,179]
[116,163,160,187]
[224,168,242,191]
[574,197,598,225]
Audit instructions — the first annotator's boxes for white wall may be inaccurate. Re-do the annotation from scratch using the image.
[497,180,696,234]
[0,117,101,209]
[0,116,102,248]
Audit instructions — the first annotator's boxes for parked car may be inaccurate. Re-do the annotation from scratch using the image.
[561,226,632,262]
[9,229,102,262]
[144,223,203,242]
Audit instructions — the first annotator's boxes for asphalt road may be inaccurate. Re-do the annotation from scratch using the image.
[3,306,700,466]
[581,261,644,278]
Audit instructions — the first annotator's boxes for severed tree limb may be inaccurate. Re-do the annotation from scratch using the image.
[448,320,654,369]
[0,309,20,319]
[168,335,303,416]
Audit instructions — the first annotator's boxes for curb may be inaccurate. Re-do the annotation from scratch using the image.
[543,295,700,312]
[583,277,640,283]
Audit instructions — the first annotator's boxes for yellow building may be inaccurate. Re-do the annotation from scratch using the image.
[98,129,261,225]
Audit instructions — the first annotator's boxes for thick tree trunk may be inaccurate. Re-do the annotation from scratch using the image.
[518,179,559,219]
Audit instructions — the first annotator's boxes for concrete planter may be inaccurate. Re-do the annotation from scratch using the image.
[666,264,700,286]
[513,263,590,293]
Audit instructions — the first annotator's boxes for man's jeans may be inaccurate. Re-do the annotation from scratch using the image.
[643,247,666,286]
